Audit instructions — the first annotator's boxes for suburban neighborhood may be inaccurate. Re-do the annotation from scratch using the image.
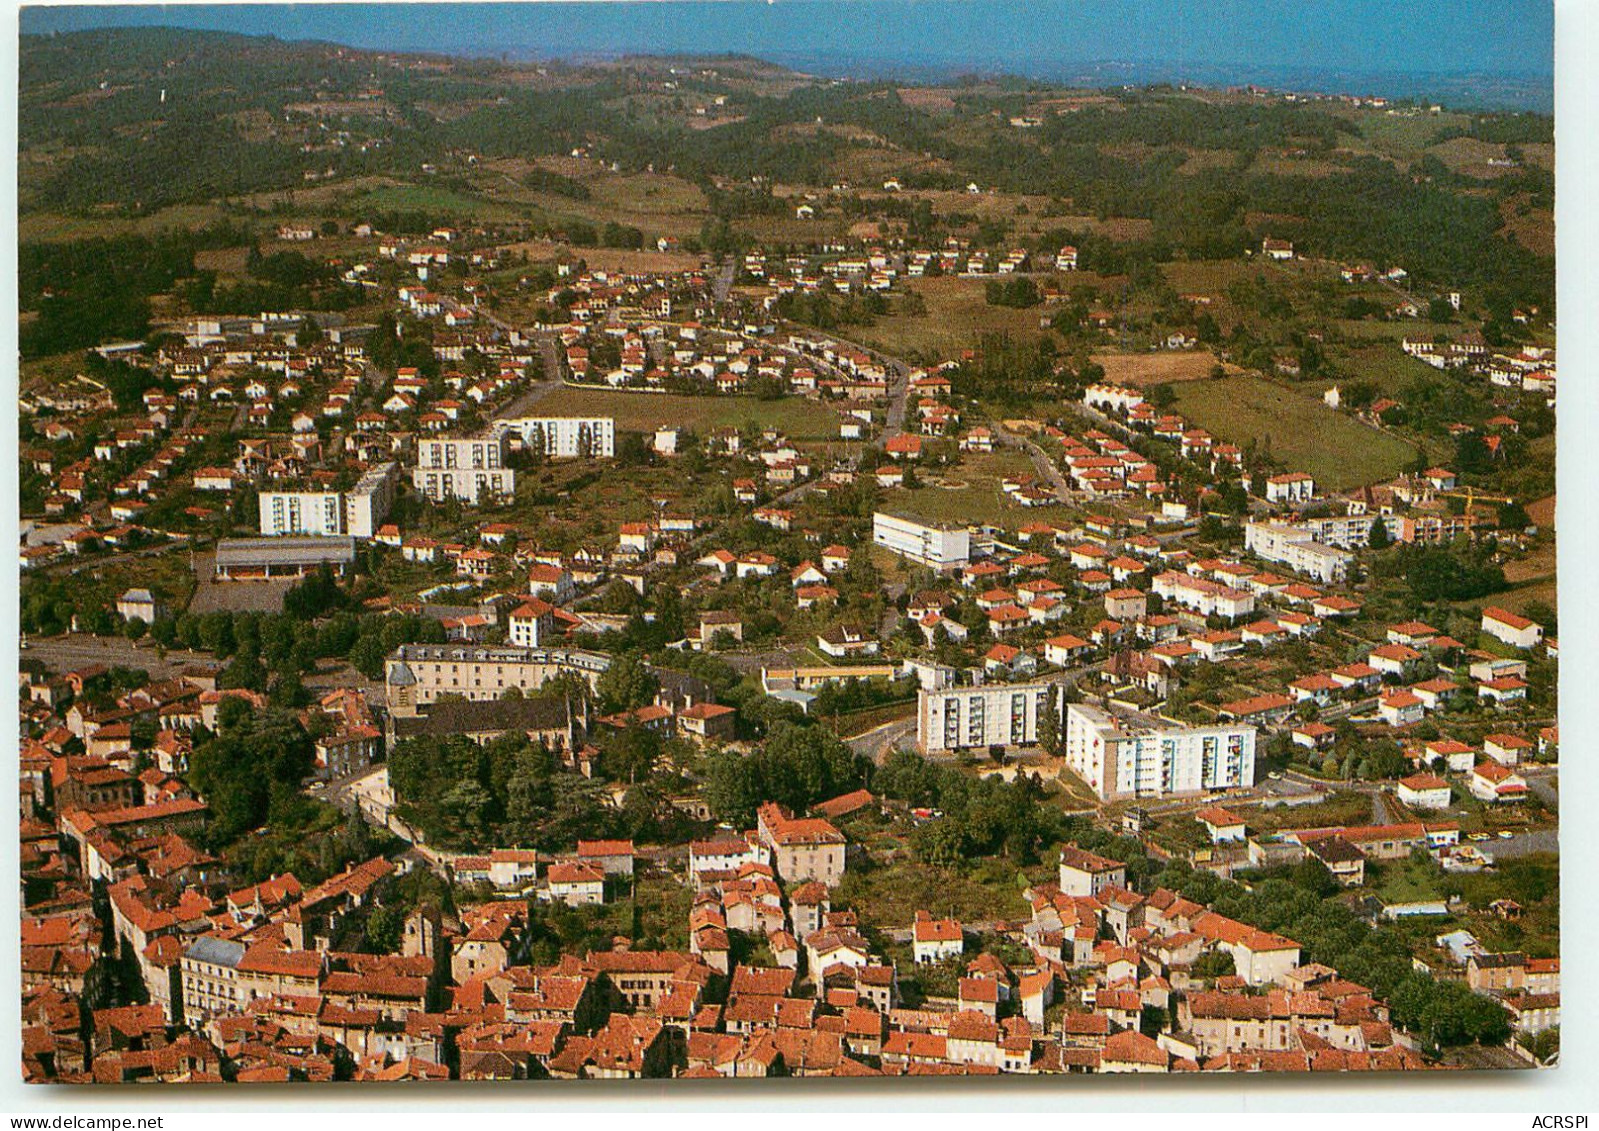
[16,19,1557,1088]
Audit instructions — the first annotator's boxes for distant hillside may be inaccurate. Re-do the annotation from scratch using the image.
[18,26,1553,318]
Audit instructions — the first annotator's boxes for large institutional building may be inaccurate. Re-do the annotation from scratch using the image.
[1063,702,1257,801]
[411,435,514,505]
[917,681,1054,753]
[872,512,971,572]
[259,462,398,538]
[213,536,357,581]
[384,644,611,714]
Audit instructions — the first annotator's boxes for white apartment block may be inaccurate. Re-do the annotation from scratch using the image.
[343,462,399,538]
[1263,473,1315,505]
[873,512,971,572]
[1304,512,1404,550]
[496,415,616,458]
[1151,571,1257,620]
[1082,383,1145,414]
[917,682,1053,754]
[412,435,514,505]
[1064,702,1256,801]
[259,490,346,537]
[261,462,400,538]
[1244,521,1353,585]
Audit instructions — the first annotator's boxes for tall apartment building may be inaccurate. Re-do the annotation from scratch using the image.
[343,462,399,537]
[259,490,345,537]
[872,512,971,572]
[1243,521,1353,584]
[1303,512,1403,550]
[1064,702,1256,801]
[496,415,617,458]
[917,681,1054,753]
[384,643,611,714]
[1304,512,1474,548]
[411,435,514,505]
[258,463,398,538]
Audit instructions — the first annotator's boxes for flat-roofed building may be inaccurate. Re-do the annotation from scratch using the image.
[412,435,513,505]
[496,416,616,458]
[343,462,399,537]
[258,489,346,537]
[873,512,970,572]
[1064,701,1256,801]
[917,681,1053,754]
[1243,521,1352,585]
[1304,512,1404,550]
[213,536,356,580]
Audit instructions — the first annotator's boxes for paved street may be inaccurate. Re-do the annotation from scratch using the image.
[998,427,1072,502]
[802,328,910,446]
[1480,828,1558,860]
[321,766,449,870]
[847,715,918,764]
[25,634,211,679]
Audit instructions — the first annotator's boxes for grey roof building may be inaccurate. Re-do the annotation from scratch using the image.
[213,536,356,579]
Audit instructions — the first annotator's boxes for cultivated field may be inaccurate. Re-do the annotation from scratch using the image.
[881,448,1080,529]
[351,183,525,224]
[1091,349,1233,387]
[1172,374,1416,490]
[509,238,704,275]
[854,276,1057,360]
[1497,494,1556,617]
[532,385,844,440]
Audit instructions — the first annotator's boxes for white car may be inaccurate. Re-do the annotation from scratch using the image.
[1497,830,1515,840]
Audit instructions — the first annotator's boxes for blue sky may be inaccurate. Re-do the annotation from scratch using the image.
[21,1,1554,81]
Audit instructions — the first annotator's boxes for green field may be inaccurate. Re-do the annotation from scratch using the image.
[1172,374,1417,490]
[1355,110,1471,162]
[833,854,1030,926]
[853,276,1053,361]
[351,183,526,223]
[533,385,844,440]
[19,203,231,243]
[888,480,1079,531]
[884,448,1084,529]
